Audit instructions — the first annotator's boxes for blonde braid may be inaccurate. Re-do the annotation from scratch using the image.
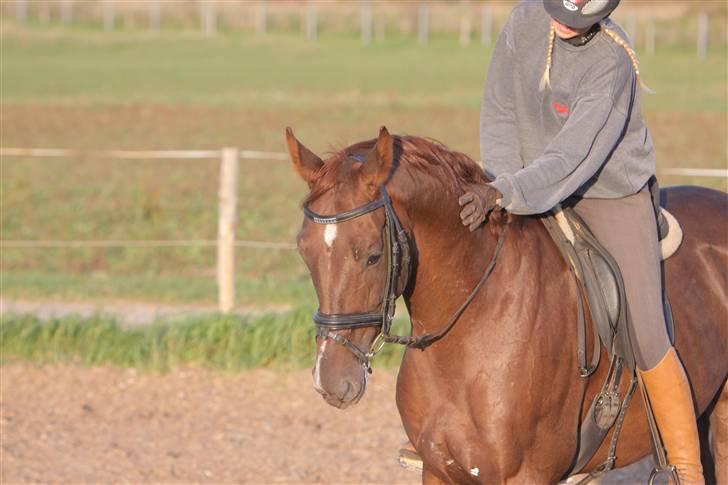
[539,23,556,91]
[540,20,654,94]
[600,21,655,94]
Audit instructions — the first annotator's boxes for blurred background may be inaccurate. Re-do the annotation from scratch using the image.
[1,1,726,483]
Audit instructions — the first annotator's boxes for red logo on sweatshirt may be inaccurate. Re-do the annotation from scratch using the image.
[552,101,569,116]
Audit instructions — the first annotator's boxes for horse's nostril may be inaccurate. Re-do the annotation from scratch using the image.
[342,380,353,399]
[328,379,353,402]
[314,376,367,409]
[341,379,360,401]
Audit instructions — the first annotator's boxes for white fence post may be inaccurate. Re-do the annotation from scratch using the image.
[217,148,239,314]
[360,0,372,45]
[201,2,217,37]
[61,0,73,25]
[480,4,492,46]
[417,3,429,44]
[103,0,115,32]
[256,0,267,37]
[15,0,27,23]
[306,1,317,41]
[149,1,160,33]
[459,3,471,47]
[39,2,51,25]
[697,11,708,59]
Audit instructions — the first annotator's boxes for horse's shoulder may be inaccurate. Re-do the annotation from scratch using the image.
[502,216,570,276]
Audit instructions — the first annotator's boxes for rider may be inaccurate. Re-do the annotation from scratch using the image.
[458,1,704,483]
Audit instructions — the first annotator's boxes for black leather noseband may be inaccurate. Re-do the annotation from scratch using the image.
[312,312,383,329]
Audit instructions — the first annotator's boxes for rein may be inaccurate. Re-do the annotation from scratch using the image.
[387,225,507,349]
[303,176,508,372]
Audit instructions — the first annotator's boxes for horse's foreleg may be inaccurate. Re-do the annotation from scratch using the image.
[710,379,728,484]
[422,467,450,485]
[503,472,553,485]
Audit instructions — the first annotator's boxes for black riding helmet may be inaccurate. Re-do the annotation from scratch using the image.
[543,0,621,30]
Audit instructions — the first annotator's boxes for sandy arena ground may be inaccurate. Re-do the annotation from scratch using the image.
[1,364,655,484]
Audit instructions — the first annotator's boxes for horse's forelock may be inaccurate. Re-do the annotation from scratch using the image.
[302,139,377,206]
[302,136,487,206]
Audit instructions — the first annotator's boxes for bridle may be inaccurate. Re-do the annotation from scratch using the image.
[304,183,410,372]
[303,161,509,373]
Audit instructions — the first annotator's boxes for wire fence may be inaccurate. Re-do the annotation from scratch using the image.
[2,145,725,310]
[2,1,726,55]
[1,146,296,311]
[0,239,297,250]
[0,147,289,162]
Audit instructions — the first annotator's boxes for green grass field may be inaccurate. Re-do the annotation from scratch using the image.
[1,21,726,308]
[0,310,408,371]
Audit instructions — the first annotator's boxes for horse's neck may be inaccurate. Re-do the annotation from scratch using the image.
[400,181,503,335]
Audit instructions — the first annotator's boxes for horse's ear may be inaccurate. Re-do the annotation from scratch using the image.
[361,126,393,191]
[286,127,323,186]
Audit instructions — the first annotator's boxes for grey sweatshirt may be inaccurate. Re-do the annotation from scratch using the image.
[481,1,656,215]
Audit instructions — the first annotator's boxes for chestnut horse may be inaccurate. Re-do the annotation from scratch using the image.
[287,126,728,484]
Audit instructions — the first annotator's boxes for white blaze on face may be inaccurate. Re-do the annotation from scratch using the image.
[313,340,328,391]
[324,224,337,248]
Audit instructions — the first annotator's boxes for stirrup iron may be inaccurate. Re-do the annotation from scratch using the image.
[648,465,680,485]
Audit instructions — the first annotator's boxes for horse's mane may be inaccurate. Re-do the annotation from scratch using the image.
[305,135,488,204]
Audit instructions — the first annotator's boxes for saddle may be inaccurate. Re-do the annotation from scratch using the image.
[540,178,682,481]
[541,204,680,374]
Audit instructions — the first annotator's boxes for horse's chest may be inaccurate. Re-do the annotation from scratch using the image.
[398,378,489,482]
[412,411,488,483]
[397,353,541,483]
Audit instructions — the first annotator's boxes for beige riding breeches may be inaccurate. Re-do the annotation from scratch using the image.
[570,187,671,370]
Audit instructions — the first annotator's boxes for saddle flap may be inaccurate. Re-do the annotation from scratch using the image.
[585,248,619,328]
[546,206,626,353]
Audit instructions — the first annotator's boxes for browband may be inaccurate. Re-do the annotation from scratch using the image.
[303,188,388,225]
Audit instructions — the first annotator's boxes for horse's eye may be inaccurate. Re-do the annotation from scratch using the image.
[367,253,382,266]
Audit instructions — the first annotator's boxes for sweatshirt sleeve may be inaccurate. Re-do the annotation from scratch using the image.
[479,13,523,180]
[490,55,634,215]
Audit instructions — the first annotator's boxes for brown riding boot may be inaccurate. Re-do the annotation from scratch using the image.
[638,347,704,485]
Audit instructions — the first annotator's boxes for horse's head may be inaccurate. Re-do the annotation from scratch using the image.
[287,126,406,409]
